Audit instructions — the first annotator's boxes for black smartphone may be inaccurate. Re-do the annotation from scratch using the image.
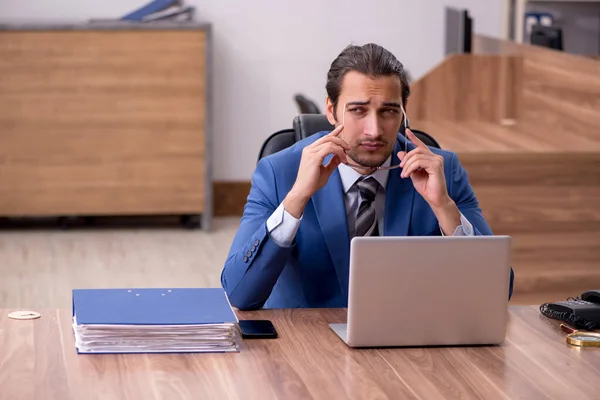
[238,319,278,339]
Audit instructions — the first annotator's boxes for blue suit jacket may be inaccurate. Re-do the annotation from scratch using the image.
[222,132,514,310]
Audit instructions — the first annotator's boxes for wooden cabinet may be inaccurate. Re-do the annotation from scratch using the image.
[0,23,212,229]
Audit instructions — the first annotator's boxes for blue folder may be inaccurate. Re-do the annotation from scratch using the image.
[120,0,180,21]
[72,288,238,326]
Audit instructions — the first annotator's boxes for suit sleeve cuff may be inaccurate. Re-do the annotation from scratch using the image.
[266,203,302,247]
[440,213,474,236]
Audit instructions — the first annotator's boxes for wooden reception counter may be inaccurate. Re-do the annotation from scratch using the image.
[409,35,600,297]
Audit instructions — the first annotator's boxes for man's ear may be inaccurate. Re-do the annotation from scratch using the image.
[325,97,338,126]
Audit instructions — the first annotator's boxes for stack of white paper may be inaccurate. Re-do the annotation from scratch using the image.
[72,318,238,353]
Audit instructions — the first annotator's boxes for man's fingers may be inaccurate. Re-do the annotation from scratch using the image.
[311,126,348,149]
[399,146,430,167]
[403,154,438,171]
[402,154,432,173]
[400,155,439,178]
[329,124,344,137]
[406,128,427,149]
[315,143,348,164]
[401,162,426,179]
[324,136,350,150]
[324,155,342,174]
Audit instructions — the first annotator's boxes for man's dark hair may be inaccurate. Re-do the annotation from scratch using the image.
[326,43,411,119]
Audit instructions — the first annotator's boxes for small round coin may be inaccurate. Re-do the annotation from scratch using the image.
[8,311,41,320]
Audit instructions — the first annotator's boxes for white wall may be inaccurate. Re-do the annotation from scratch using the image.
[0,0,503,181]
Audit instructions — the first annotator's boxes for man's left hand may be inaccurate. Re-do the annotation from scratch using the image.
[398,129,463,235]
[398,129,461,236]
[398,129,451,209]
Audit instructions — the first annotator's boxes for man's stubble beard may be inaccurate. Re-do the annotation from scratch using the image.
[346,142,394,168]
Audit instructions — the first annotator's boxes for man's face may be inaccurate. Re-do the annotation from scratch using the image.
[326,71,404,168]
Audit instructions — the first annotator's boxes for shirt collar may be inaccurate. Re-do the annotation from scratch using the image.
[338,156,391,193]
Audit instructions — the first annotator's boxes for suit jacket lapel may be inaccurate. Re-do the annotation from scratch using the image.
[311,167,351,297]
[384,135,415,236]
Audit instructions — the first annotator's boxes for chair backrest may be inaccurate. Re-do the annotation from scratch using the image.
[257,114,441,162]
[293,94,321,114]
[257,129,295,163]
[292,114,334,141]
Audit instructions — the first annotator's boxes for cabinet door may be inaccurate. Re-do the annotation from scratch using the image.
[0,30,207,216]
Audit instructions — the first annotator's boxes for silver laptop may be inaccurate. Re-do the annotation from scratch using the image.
[330,236,511,347]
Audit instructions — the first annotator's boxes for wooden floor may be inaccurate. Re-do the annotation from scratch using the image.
[0,218,238,310]
[0,217,582,309]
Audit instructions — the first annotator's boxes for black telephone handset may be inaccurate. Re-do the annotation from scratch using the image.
[540,289,600,330]
[582,290,600,304]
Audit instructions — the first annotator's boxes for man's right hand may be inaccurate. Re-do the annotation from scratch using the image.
[283,125,348,219]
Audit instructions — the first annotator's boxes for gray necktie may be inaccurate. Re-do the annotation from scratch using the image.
[355,176,379,237]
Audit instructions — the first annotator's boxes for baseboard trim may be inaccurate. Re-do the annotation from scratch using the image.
[213,181,251,216]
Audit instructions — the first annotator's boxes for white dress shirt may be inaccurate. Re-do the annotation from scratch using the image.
[266,156,474,247]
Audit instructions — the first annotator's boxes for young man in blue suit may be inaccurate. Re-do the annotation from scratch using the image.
[222,43,514,310]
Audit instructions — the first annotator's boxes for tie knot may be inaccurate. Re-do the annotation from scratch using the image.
[356,177,378,203]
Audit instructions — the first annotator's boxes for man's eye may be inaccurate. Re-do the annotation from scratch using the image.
[382,108,400,114]
[348,108,364,113]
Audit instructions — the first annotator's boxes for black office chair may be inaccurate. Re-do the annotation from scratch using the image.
[293,94,321,114]
[257,129,296,163]
[258,114,440,162]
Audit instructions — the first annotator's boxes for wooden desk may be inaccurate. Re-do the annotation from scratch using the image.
[1,306,599,399]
